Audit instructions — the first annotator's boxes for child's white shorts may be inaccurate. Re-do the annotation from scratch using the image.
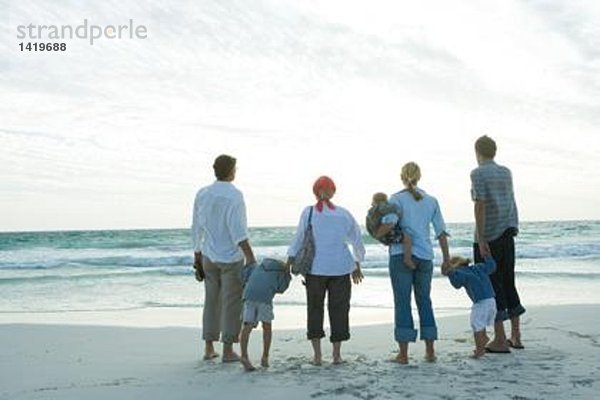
[242,301,274,327]
[470,298,497,332]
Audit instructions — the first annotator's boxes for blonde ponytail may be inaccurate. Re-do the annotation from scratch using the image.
[401,162,423,201]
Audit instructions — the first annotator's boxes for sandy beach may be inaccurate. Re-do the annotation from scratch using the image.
[1,304,598,400]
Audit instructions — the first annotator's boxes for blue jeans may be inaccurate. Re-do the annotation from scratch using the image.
[388,255,437,342]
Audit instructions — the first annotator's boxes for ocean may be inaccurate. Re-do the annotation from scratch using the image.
[1,221,600,325]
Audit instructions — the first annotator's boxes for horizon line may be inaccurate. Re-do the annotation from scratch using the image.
[1,218,598,234]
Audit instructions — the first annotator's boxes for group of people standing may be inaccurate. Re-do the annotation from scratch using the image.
[191,135,525,371]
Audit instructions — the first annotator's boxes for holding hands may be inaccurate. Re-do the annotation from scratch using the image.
[352,263,364,284]
[193,253,205,282]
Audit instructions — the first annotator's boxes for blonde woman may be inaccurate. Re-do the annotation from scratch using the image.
[286,176,365,365]
[388,162,450,364]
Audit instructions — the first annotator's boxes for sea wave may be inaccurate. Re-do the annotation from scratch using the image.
[0,255,192,270]
[517,244,600,259]
[0,268,193,285]
[3,265,599,286]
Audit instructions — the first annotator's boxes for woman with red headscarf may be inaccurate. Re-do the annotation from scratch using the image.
[286,176,365,365]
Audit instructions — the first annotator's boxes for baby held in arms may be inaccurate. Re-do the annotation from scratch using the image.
[366,192,415,269]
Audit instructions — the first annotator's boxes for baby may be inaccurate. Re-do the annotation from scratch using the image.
[442,255,497,358]
[366,192,415,269]
[239,258,291,371]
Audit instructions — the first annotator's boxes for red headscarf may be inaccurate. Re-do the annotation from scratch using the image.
[312,176,336,212]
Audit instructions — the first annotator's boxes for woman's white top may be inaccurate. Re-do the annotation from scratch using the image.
[287,205,365,276]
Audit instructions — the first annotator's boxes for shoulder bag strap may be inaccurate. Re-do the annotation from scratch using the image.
[306,206,314,229]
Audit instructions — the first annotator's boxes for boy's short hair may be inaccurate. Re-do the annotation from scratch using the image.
[475,135,497,159]
[449,256,471,269]
[372,192,388,204]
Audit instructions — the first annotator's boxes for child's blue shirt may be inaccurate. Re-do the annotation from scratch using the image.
[448,256,496,303]
[241,258,291,304]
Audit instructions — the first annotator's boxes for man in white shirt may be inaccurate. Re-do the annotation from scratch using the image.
[192,154,256,362]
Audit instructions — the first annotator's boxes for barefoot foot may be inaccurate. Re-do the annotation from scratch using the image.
[222,352,241,363]
[240,357,256,372]
[203,352,219,360]
[425,351,436,362]
[332,356,344,365]
[393,354,408,364]
[261,356,269,368]
[472,348,486,358]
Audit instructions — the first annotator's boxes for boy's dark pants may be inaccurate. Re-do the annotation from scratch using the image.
[305,274,351,342]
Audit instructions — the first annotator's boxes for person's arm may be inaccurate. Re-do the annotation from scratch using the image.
[471,169,491,257]
[238,239,256,266]
[240,262,256,286]
[227,195,255,265]
[191,193,205,282]
[348,214,366,284]
[402,233,412,253]
[193,251,204,281]
[474,200,491,257]
[431,199,450,268]
[437,233,450,270]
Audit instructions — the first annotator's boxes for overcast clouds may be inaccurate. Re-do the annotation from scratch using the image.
[1,0,599,231]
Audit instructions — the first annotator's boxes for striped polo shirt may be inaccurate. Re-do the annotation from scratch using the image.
[470,160,519,242]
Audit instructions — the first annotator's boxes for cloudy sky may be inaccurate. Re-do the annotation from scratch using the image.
[1,0,599,231]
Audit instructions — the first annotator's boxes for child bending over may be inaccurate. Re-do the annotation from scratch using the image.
[442,255,497,358]
[239,258,291,371]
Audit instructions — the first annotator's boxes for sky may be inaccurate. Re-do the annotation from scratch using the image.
[1,0,599,231]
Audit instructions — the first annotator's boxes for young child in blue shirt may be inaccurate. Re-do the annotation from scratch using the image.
[442,255,497,358]
[239,258,291,371]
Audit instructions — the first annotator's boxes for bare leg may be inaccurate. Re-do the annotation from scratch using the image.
[472,329,489,358]
[261,322,272,368]
[425,339,436,362]
[204,340,219,360]
[395,342,409,364]
[311,339,322,366]
[510,316,523,347]
[239,323,256,371]
[332,341,343,365]
[487,321,510,352]
[222,342,241,363]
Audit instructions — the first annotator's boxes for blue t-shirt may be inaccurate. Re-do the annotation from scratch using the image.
[388,188,448,260]
[241,258,291,304]
[448,256,496,303]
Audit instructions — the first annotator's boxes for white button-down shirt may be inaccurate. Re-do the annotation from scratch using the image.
[191,181,248,263]
[287,205,365,276]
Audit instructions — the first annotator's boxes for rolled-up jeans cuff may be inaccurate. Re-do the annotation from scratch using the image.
[508,305,526,318]
[221,333,239,344]
[395,328,418,343]
[419,326,438,341]
[495,309,509,322]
